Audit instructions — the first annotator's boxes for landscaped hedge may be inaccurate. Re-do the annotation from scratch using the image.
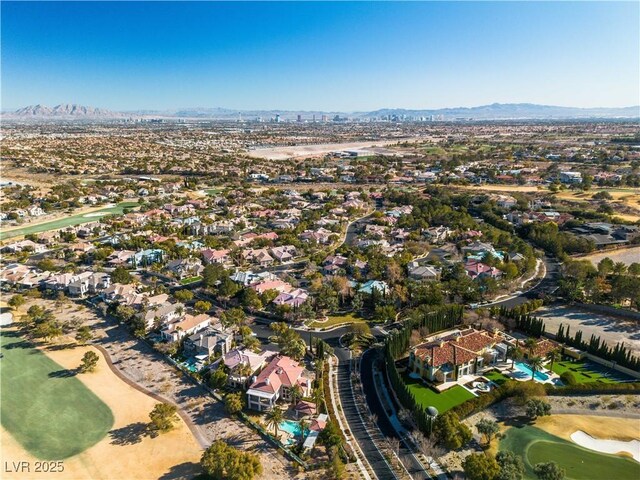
[451,380,546,419]
[545,382,640,395]
[560,371,577,386]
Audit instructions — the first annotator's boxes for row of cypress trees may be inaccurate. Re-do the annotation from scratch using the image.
[556,323,639,371]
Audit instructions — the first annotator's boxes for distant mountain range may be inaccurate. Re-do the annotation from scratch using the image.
[5,102,639,121]
[11,104,121,119]
[363,103,640,120]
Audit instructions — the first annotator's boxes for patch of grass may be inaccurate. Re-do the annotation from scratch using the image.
[179,276,202,285]
[484,370,510,386]
[401,372,475,413]
[0,330,114,459]
[500,425,638,480]
[551,360,630,384]
[0,201,138,241]
[307,312,366,329]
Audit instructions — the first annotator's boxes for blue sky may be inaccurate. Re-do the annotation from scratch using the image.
[2,1,639,111]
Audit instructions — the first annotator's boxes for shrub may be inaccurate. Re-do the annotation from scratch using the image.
[560,371,577,386]
[526,399,551,419]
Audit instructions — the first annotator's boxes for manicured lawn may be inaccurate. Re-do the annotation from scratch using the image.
[308,312,366,329]
[0,201,139,240]
[0,330,114,459]
[179,276,203,285]
[484,370,510,386]
[551,360,631,384]
[500,425,639,480]
[401,372,475,413]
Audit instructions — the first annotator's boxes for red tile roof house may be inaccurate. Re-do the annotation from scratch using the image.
[273,288,309,307]
[246,355,313,411]
[201,248,231,265]
[250,279,292,295]
[464,260,502,280]
[409,328,504,385]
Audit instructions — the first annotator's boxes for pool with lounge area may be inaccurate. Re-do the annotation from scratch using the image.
[279,419,309,445]
[513,361,550,382]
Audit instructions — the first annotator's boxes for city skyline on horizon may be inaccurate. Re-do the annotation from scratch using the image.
[2,1,639,111]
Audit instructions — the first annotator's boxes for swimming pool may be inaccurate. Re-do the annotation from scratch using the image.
[279,419,304,437]
[514,361,549,382]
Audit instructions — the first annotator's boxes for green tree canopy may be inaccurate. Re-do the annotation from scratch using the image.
[201,440,262,480]
[463,453,500,480]
[79,351,100,373]
[149,403,179,433]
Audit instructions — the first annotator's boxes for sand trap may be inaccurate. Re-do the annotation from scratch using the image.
[0,312,13,326]
[83,212,109,218]
[571,430,640,462]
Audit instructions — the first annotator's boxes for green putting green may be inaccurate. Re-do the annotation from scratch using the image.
[1,330,114,460]
[500,425,639,480]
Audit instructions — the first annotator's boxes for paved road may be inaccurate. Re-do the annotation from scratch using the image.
[244,255,562,478]
[251,318,397,479]
[360,349,430,480]
[490,255,560,309]
[336,349,398,480]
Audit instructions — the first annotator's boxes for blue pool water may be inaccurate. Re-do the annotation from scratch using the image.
[279,419,303,436]
[514,361,549,382]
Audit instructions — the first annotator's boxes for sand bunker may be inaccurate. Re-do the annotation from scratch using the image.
[0,312,13,326]
[571,430,640,462]
[83,212,109,218]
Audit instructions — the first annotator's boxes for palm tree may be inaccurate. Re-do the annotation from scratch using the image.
[289,384,303,405]
[509,345,524,370]
[524,338,537,357]
[613,262,628,276]
[299,418,310,438]
[265,407,284,437]
[548,349,561,373]
[312,387,325,412]
[529,356,544,381]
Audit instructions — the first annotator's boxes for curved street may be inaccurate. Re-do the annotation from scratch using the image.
[247,254,561,479]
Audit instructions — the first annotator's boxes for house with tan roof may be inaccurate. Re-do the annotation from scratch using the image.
[242,248,275,267]
[246,355,312,411]
[161,313,211,342]
[220,348,274,388]
[409,328,505,384]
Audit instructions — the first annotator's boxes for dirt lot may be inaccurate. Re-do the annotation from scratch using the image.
[578,245,640,267]
[537,304,640,356]
[246,138,425,160]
